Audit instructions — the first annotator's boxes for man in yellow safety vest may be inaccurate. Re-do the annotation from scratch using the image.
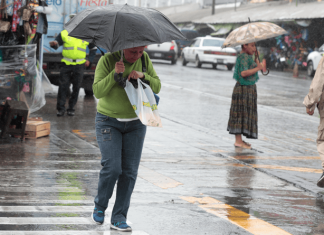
[49,22,97,116]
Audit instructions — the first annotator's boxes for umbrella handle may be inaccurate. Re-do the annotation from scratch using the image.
[261,68,270,76]
[119,50,124,82]
[255,47,270,76]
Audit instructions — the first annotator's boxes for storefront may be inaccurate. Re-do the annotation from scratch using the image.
[193,0,324,69]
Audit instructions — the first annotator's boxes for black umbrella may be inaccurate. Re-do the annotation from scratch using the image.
[65,4,186,53]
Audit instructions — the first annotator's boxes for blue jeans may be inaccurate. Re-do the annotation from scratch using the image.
[94,112,146,223]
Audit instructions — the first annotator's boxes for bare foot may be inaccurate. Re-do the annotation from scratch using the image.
[234,142,251,149]
[243,141,251,147]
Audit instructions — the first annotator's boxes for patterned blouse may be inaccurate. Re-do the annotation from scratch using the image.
[233,53,259,86]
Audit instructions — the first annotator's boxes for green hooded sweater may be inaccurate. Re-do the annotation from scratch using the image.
[93,51,161,118]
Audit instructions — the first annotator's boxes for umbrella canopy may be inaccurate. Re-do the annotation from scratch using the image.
[222,22,287,48]
[65,4,186,52]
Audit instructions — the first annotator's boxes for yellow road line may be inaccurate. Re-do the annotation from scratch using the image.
[251,164,322,173]
[138,165,182,189]
[72,130,87,138]
[181,196,292,235]
[234,156,320,160]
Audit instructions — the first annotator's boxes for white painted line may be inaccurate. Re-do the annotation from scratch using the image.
[0,170,99,172]
[0,160,100,163]
[0,200,94,204]
[0,206,110,213]
[0,217,94,224]
[0,217,132,225]
[0,187,83,193]
[0,231,149,235]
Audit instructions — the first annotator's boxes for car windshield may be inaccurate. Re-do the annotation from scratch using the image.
[202,39,224,47]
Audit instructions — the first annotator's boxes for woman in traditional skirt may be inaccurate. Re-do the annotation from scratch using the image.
[227,42,263,149]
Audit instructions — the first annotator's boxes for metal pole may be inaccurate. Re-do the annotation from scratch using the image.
[212,0,215,15]
[63,0,66,27]
[139,0,141,6]
[39,34,44,81]
[69,0,71,17]
[235,0,236,11]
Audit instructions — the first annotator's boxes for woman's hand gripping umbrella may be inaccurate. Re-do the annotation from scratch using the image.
[222,19,288,75]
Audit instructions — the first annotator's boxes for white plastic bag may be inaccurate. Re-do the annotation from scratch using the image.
[124,79,162,127]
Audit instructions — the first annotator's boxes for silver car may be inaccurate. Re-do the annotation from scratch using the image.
[144,40,178,65]
[181,36,237,70]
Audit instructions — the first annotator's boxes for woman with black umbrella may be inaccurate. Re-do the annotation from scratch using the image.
[91,46,161,231]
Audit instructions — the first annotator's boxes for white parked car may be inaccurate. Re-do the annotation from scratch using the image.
[144,40,178,65]
[181,36,237,70]
[307,44,324,77]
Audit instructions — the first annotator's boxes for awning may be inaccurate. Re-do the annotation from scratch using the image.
[154,3,212,24]
[194,1,324,24]
[211,24,232,36]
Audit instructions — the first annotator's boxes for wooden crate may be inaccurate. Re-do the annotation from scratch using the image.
[27,117,43,122]
[25,121,50,139]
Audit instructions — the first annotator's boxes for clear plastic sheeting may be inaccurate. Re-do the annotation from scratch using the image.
[0,44,46,113]
[39,66,53,94]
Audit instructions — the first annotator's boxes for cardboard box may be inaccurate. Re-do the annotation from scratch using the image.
[25,121,50,139]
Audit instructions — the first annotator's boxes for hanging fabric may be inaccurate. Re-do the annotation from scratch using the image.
[12,0,22,32]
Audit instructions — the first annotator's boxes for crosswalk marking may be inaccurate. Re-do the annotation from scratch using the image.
[0,200,94,204]
[0,206,102,212]
[0,217,93,225]
[0,231,149,235]
[0,217,132,225]
[138,165,182,189]
[234,156,320,160]
[0,187,83,192]
[251,164,322,173]
[181,196,292,235]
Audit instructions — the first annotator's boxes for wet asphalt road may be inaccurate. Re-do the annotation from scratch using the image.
[0,60,323,235]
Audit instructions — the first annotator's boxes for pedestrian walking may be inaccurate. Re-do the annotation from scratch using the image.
[304,56,324,188]
[227,42,263,149]
[91,46,161,231]
[49,15,97,117]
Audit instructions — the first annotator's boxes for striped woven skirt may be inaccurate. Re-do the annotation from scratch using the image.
[227,82,258,139]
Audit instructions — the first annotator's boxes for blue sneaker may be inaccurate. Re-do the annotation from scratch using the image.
[91,208,104,225]
[110,221,132,231]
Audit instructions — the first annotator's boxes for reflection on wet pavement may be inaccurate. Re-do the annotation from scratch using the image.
[1,63,324,234]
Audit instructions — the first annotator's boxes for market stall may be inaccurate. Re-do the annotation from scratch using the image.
[0,0,49,140]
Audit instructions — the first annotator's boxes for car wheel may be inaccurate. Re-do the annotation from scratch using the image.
[307,61,315,77]
[227,64,233,71]
[195,56,202,68]
[182,54,188,66]
[212,64,217,69]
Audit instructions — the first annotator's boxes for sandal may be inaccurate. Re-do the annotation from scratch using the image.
[242,141,251,147]
[234,143,251,149]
